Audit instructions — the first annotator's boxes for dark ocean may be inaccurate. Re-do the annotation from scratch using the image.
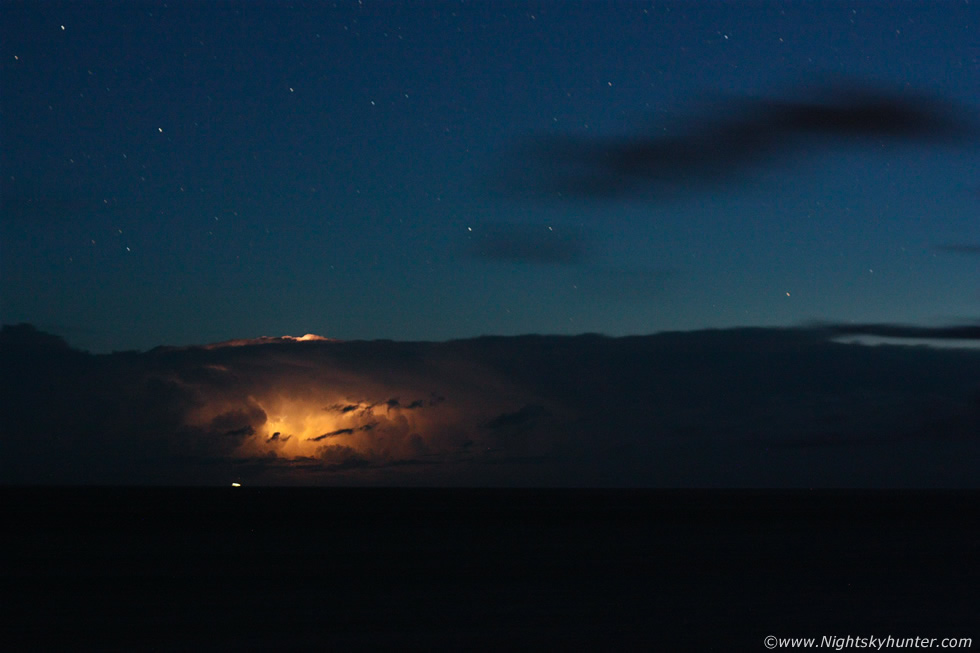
[5,488,977,650]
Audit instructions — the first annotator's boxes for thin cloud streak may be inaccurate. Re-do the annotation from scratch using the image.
[935,245,980,256]
[823,322,980,340]
[502,80,976,201]
[467,222,589,265]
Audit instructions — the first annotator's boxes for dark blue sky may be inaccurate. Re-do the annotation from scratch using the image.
[2,0,978,352]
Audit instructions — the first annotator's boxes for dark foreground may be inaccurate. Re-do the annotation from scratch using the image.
[4,489,977,650]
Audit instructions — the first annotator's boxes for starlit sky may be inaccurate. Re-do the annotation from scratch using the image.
[2,1,979,352]
[2,1,980,487]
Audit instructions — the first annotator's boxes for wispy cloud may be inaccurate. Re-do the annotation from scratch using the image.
[823,322,980,340]
[935,244,980,256]
[502,79,976,201]
[467,222,589,265]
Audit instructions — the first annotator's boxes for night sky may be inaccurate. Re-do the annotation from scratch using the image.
[2,2,980,487]
[5,12,980,652]
[3,0,978,352]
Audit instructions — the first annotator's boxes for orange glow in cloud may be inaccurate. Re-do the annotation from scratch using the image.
[242,395,433,461]
[177,335,519,471]
[6,323,978,486]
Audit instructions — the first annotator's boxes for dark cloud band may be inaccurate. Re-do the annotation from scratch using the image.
[502,80,976,201]
[2,323,978,487]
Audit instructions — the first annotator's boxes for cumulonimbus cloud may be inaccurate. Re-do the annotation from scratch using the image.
[2,323,978,487]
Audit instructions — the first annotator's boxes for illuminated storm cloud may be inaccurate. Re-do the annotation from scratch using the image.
[151,334,567,478]
[1,324,979,486]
